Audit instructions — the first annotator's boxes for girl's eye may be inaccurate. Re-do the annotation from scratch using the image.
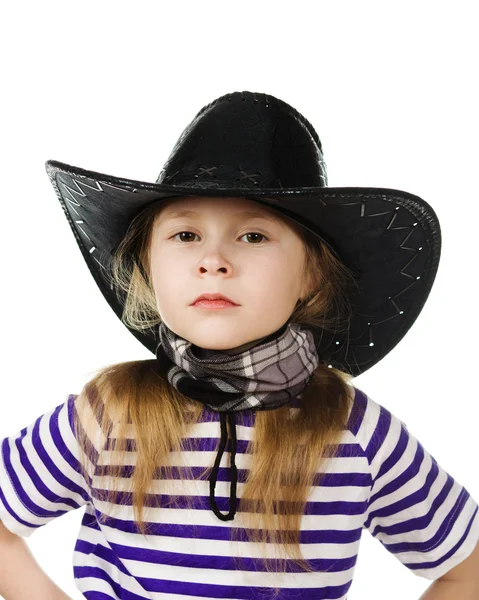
[171,231,269,244]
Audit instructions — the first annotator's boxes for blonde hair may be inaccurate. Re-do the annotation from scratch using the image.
[74,195,362,597]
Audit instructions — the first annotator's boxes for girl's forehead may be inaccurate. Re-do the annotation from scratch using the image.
[155,195,282,220]
[160,195,265,209]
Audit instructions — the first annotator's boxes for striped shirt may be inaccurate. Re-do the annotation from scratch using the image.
[1,385,478,599]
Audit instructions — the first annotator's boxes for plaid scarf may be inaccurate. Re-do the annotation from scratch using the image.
[154,319,319,522]
[154,320,319,413]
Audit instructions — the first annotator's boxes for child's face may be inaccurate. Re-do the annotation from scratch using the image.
[148,195,310,352]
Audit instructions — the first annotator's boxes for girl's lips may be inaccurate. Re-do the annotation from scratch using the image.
[192,300,239,309]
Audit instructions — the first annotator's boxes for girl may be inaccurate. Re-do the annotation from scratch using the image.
[1,90,478,599]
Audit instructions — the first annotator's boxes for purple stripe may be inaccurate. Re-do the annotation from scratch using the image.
[95,437,364,468]
[374,419,410,485]
[83,510,363,544]
[104,433,364,456]
[81,593,118,600]
[75,538,98,555]
[89,484,369,518]
[365,403,392,475]
[346,387,368,437]
[108,538,358,572]
[136,573,352,599]
[94,464,371,489]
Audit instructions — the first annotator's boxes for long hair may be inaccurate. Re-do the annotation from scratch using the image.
[73,195,362,595]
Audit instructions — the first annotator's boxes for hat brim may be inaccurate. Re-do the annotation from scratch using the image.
[45,159,442,377]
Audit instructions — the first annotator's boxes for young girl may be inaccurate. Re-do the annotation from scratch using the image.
[1,90,478,599]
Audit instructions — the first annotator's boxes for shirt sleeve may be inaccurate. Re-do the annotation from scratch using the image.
[357,388,479,580]
[0,392,103,538]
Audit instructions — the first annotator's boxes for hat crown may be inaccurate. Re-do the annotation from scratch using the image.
[156,91,328,190]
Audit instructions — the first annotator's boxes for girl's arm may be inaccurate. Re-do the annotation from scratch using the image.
[0,520,72,600]
[418,577,477,599]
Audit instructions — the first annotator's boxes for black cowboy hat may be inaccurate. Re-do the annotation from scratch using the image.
[44,90,441,377]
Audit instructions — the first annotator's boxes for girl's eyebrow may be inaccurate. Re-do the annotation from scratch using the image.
[161,209,284,228]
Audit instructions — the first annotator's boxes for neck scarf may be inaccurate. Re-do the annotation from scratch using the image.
[155,320,319,521]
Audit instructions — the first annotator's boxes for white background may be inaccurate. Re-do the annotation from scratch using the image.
[1,2,478,599]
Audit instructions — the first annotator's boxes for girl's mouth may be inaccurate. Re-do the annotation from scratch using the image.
[192,300,239,310]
